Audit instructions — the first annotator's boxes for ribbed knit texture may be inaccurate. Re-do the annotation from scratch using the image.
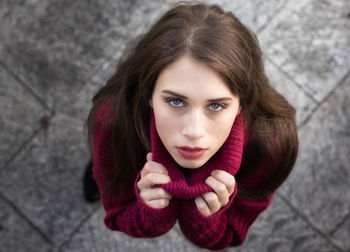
[92,105,275,250]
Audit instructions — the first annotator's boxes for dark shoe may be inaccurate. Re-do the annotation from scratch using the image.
[83,159,100,203]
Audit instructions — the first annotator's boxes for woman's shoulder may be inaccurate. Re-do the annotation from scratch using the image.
[94,100,115,130]
[240,123,278,186]
[243,123,253,149]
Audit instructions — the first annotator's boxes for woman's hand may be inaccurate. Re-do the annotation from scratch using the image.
[137,152,173,209]
[195,170,236,217]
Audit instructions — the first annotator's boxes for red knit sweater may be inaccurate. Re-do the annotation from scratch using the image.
[92,105,275,250]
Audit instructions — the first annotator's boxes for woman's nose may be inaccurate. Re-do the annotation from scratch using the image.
[182,111,205,139]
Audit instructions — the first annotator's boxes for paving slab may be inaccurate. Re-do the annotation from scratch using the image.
[264,58,317,126]
[164,0,288,33]
[331,214,350,251]
[0,66,49,171]
[91,0,172,86]
[0,0,134,110]
[0,196,52,252]
[259,0,350,102]
[68,0,174,121]
[91,53,122,89]
[0,113,94,245]
[124,0,173,38]
[0,0,43,39]
[60,79,104,122]
[233,195,335,252]
[279,74,350,235]
[60,206,190,252]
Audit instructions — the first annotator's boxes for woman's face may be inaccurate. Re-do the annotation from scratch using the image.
[150,55,241,169]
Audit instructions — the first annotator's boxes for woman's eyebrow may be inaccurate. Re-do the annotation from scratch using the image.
[161,90,232,102]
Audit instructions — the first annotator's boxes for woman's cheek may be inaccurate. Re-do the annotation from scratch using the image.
[158,110,176,126]
[155,112,179,140]
[209,118,234,144]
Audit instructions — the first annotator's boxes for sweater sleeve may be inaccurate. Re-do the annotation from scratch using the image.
[178,158,276,250]
[92,105,179,238]
[178,188,274,250]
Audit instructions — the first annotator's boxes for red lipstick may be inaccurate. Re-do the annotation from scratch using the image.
[177,146,206,159]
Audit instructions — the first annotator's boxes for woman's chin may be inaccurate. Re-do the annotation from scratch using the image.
[173,156,207,169]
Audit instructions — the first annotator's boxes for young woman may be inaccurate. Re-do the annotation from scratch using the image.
[83,1,298,250]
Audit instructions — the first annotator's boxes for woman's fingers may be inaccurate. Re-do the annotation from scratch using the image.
[141,160,168,178]
[195,196,211,217]
[147,199,170,209]
[211,170,236,195]
[202,192,221,214]
[138,153,173,210]
[205,175,230,207]
[146,152,152,162]
[138,173,171,190]
[140,187,173,201]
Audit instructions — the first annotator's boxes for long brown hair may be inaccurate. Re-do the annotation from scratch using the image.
[84,1,298,200]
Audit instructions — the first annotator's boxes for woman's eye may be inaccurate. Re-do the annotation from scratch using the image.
[168,98,183,107]
[209,103,224,111]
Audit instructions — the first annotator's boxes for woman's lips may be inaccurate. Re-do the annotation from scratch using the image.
[177,146,206,159]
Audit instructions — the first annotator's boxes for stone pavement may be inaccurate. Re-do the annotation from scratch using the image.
[0,0,349,251]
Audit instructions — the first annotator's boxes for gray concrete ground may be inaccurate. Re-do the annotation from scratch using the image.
[0,0,349,251]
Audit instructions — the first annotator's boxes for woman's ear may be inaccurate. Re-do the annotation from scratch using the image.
[149,98,153,108]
